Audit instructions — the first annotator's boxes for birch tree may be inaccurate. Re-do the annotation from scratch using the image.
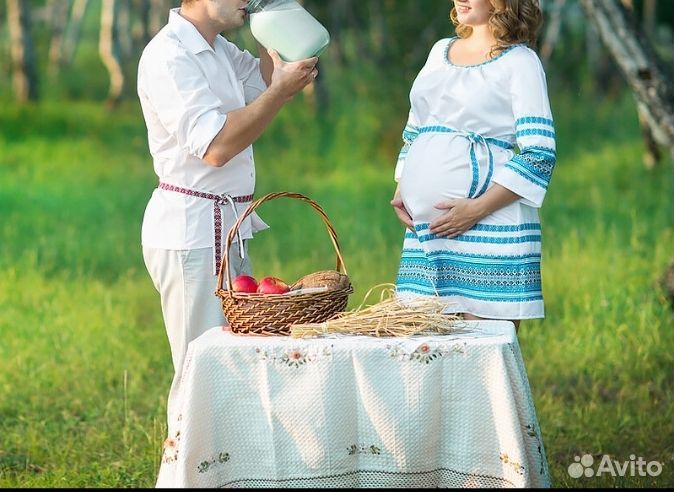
[62,0,89,67]
[579,0,674,154]
[99,0,124,105]
[539,0,566,65]
[7,0,38,102]
[47,0,70,76]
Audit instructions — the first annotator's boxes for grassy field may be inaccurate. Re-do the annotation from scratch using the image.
[0,88,672,488]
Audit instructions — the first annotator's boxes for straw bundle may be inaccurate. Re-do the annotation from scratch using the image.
[289,284,462,338]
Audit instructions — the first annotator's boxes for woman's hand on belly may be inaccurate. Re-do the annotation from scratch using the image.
[430,184,522,238]
[429,198,486,238]
[391,186,414,230]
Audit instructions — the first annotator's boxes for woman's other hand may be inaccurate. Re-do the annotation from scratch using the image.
[391,187,414,230]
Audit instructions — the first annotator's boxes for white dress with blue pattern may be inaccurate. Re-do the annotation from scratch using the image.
[395,37,556,320]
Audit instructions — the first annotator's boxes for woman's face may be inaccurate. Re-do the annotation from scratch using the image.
[453,0,493,27]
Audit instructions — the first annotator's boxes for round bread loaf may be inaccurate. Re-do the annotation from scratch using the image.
[291,270,351,291]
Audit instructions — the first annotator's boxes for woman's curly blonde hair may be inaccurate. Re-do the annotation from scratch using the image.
[450,0,543,55]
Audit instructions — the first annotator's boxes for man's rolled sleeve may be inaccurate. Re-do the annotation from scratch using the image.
[146,49,228,159]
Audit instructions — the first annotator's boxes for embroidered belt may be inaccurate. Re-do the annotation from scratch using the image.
[158,182,253,275]
[417,126,513,198]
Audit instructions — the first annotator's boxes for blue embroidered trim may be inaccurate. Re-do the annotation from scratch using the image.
[413,222,541,233]
[406,222,543,243]
[515,152,555,179]
[443,37,523,69]
[516,117,555,128]
[476,149,494,197]
[470,223,541,232]
[505,150,556,188]
[401,247,541,263]
[416,126,513,149]
[516,128,556,139]
[520,146,556,157]
[396,246,543,302]
[412,233,542,244]
[395,284,544,302]
[468,142,481,197]
[448,234,541,244]
[402,125,419,144]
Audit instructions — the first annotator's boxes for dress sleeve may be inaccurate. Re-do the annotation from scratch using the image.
[492,48,556,208]
[394,108,420,182]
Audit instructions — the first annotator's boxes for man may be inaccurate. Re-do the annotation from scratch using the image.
[137,0,318,433]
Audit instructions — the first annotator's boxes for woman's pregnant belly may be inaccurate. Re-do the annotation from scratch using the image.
[399,133,473,223]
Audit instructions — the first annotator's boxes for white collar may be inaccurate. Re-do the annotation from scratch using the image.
[168,8,214,54]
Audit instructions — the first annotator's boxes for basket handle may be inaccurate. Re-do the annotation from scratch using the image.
[217,191,348,294]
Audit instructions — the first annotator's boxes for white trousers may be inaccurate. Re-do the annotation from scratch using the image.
[142,244,251,431]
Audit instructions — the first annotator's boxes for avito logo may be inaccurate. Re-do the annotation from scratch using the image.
[568,454,663,478]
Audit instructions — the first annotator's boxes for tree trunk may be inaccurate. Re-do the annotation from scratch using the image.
[99,0,125,106]
[579,0,674,148]
[7,0,39,102]
[620,0,663,169]
[47,0,71,76]
[134,0,151,50]
[540,0,566,65]
[642,0,656,43]
[638,102,662,169]
[585,15,603,92]
[63,0,89,66]
[148,0,169,37]
[117,0,132,59]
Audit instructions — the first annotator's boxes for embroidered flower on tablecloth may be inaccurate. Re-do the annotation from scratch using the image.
[347,443,382,455]
[164,437,177,448]
[256,345,332,367]
[387,341,465,363]
[500,452,525,475]
[283,349,307,367]
[411,343,439,364]
[161,430,181,464]
[197,451,230,474]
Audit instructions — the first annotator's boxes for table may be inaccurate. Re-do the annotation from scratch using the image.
[156,320,550,488]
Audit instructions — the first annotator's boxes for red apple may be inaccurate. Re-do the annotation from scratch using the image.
[231,274,258,293]
[257,276,290,294]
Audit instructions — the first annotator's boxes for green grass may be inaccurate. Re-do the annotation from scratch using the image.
[0,89,672,488]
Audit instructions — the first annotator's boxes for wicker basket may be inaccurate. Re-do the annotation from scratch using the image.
[216,192,353,336]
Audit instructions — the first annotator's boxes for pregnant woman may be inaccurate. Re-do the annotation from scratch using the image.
[391,0,556,330]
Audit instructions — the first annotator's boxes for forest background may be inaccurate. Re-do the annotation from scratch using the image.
[0,0,673,488]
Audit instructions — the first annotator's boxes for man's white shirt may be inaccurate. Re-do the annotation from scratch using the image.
[138,8,268,251]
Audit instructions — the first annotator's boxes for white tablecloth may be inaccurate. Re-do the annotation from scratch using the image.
[156,320,550,488]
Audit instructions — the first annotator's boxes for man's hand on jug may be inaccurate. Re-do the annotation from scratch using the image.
[268,49,318,101]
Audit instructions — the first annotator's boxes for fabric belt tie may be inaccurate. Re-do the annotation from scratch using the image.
[463,131,494,198]
[158,182,253,275]
[417,126,512,199]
